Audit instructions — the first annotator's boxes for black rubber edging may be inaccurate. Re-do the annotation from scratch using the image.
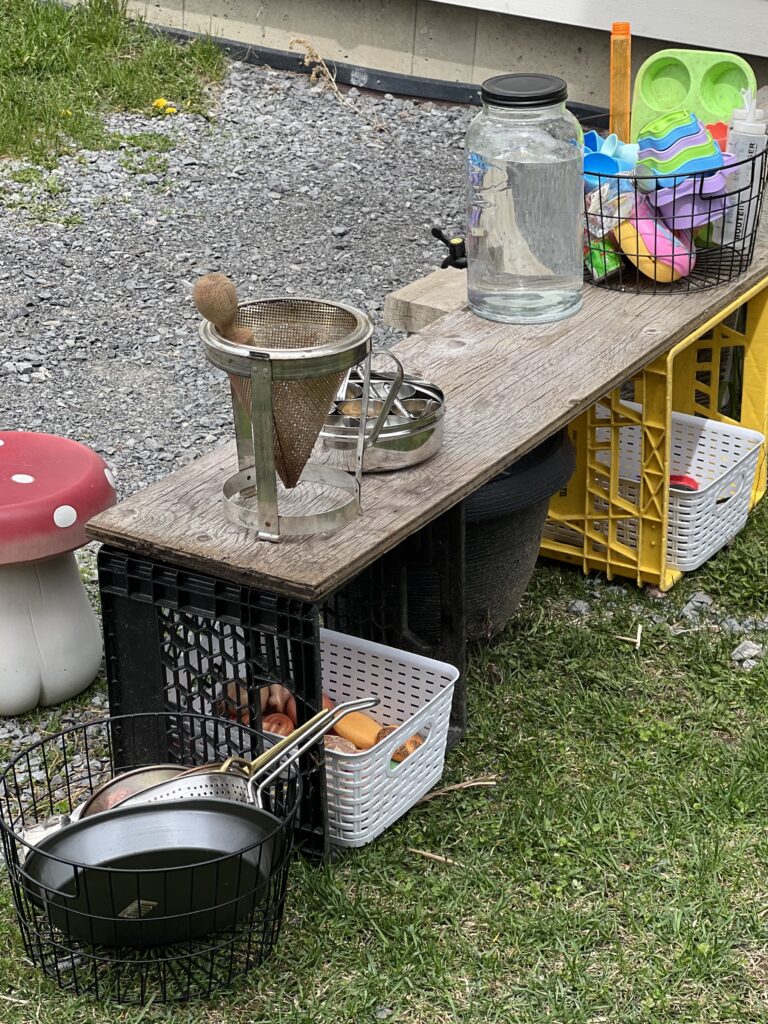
[156,24,609,127]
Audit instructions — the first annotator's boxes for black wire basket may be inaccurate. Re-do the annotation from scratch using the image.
[0,712,302,1004]
[584,147,768,292]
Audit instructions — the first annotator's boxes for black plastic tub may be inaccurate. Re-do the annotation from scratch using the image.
[407,428,575,639]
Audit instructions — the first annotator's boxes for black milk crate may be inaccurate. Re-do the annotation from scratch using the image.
[97,546,328,858]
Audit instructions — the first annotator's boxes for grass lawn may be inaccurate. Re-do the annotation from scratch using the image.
[2,3,768,1019]
[0,0,223,164]
[2,500,768,1023]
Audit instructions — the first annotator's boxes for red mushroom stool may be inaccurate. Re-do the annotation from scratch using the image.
[0,432,116,715]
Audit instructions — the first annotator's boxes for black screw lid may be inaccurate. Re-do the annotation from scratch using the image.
[480,73,568,108]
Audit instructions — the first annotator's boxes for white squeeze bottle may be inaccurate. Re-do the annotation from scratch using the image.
[718,90,767,249]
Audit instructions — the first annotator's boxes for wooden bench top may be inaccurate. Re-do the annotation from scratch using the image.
[87,231,768,602]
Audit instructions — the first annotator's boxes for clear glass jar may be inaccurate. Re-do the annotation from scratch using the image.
[466,74,584,324]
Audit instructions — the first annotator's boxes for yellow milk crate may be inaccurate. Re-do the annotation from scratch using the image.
[541,279,768,590]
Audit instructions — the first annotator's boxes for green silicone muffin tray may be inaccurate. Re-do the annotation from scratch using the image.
[631,49,756,141]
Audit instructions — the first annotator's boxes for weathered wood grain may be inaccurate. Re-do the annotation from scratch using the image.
[88,230,768,602]
[383,267,467,333]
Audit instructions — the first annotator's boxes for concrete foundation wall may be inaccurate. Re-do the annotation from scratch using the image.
[130,0,768,106]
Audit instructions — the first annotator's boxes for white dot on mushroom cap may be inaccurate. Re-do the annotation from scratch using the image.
[104,467,115,488]
[11,474,34,484]
[53,505,77,528]
[0,439,5,446]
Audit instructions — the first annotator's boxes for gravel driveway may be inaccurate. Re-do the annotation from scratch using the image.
[0,60,470,763]
[0,60,469,497]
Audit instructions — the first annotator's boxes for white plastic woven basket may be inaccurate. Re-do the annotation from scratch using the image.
[319,628,458,848]
[597,402,764,572]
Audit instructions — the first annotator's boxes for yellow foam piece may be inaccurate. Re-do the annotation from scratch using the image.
[614,219,685,283]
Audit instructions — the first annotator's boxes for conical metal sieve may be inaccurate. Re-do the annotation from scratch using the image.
[230,299,362,488]
[200,297,402,541]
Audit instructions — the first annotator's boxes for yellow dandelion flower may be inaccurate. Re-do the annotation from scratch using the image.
[61,109,73,117]
[152,98,168,110]
[163,106,178,115]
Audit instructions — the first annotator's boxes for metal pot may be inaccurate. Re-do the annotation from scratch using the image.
[321,372,445,472]
[77,764,190,818]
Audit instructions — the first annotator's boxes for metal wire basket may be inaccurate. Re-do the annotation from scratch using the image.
[584,147,768,292]
[0,712,301,1004]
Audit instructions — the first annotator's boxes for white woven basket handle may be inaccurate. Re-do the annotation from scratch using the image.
[383,717,438,779]
[713,470,750,512]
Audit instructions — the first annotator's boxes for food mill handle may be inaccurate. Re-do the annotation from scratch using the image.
[365,351,404,447]
[248,697,379,807]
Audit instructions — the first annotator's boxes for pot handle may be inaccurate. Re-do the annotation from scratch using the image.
[365,351,404,447]
[219,707,333,777]
[247,697,379,808]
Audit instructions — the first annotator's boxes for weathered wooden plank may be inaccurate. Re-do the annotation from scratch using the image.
[87,231,768,602]
[383,267,466,333]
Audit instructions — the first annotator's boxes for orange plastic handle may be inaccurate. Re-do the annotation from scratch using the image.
[609,22,632,143]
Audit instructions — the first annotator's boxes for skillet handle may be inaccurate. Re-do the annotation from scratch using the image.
[218,755,253,775]
[17,857,82,901]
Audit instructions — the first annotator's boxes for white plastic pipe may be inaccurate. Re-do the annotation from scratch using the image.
[0,553,102,715]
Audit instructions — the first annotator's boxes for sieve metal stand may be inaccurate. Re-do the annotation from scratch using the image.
[200,298,401,542]
[224,352,362,540]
